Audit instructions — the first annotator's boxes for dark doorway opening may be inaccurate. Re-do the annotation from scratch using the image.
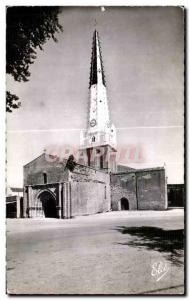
[20,197,24,218]
[120,198,129,210]
[100,155,104,169]
[6,201,17,218]
[38,191,58,218]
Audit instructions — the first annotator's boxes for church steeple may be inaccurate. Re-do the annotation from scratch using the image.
[89,30,106,87]
[79,29,117,172]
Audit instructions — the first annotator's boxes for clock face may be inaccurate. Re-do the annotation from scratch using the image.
[90,119,96,127]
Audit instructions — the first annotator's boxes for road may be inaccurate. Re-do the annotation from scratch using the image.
[6,210,184,295]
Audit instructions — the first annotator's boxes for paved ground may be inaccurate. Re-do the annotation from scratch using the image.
[6,209,184,295]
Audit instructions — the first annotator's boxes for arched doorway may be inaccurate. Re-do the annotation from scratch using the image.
[38,191,58,218]
[120,197,129,210]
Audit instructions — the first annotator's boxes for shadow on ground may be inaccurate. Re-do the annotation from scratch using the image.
[116,226,184,266]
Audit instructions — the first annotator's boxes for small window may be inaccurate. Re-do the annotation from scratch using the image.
[92,136,95,142]
[43,172,47,184]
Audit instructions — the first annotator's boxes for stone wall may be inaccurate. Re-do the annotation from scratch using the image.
[70,163,111,216]
[136,169,167,210]
[24,158,111,218]
[110,172,137,210]
[24,153,69,186]
[23,153,167,218]
[71,163,109,182]
[111,168,167,211]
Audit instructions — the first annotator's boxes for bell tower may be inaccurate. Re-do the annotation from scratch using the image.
[80,30,117,173]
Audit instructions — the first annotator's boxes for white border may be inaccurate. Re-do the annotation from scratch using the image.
[0,1,188,299]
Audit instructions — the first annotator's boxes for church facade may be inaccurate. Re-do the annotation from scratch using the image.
[23,30,167,218]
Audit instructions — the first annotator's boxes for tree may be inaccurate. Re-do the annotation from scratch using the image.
[6,6,63,112]
[66,155,76,172]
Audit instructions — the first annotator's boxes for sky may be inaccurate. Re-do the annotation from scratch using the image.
[6,6,184,187]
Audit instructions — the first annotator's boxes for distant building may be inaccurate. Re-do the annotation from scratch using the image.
[167,184,184,207]
[7,187,23,197]
[23,30,167,219]
[6,187,23,218]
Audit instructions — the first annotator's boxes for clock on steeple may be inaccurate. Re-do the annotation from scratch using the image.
[90,119,96,127]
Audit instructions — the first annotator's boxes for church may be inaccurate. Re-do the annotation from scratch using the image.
[23,30,167,218]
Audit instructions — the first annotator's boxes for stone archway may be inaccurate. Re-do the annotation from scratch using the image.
[120,197,129,210]
[38,191,58,218]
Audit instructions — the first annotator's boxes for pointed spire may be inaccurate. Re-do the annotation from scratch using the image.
[89,30,106,88]
[80,29,117,152]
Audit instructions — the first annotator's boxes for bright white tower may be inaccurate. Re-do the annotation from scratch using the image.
[80,30,117,172]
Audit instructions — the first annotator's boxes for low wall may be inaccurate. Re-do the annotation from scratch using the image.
[136,169,167,210]
[111,168,167,211]
[111,173,137,210]
[71,181,109,216]
[70,163,110,216]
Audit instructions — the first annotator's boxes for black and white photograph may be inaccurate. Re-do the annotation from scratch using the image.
[6,6,185,295]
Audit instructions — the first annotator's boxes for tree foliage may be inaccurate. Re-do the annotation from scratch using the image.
[6,91,21,112]
[6,6,63,112]
[66,155,76,172]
